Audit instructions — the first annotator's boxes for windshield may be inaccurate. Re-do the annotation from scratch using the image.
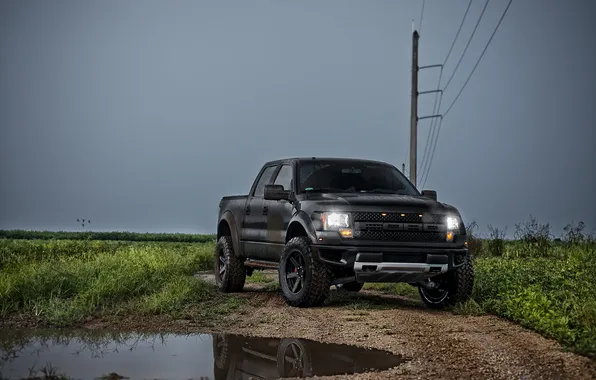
[297,160,419,195]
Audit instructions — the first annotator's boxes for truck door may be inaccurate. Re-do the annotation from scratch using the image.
[242,164,277,259]
[265,163,296,260]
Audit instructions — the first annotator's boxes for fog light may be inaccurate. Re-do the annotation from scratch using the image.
[339,228,353,238]
[446,231,454,242]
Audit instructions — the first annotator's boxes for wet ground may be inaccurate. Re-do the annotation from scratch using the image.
[0,329,406,380]
[2,271,595,379]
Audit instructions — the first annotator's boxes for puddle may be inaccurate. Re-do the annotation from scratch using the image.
[0,329,406,379]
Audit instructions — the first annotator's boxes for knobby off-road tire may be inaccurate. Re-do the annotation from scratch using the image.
[213,333,243,379]
[418,253,474,309]
[279,237,331,307]
[336,281,364,292]
[215,236,246,293]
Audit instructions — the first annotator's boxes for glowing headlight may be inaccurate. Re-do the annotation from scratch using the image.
[322,212,350,230]
[446,216,459,230]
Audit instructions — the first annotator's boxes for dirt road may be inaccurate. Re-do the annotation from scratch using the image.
[31,272,589,379]
[185,272,596,380]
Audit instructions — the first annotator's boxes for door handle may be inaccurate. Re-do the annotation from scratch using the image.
[262,206,268,215]
[245,206,251,215]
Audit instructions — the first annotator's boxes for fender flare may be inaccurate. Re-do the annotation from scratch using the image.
[286,211,318,244]
[218,210,244,258]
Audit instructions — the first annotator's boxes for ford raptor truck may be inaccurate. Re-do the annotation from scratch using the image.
[215,157,473,308]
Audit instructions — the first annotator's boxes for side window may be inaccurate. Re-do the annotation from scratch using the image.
[253,166,277,197]
[273,164,293,191]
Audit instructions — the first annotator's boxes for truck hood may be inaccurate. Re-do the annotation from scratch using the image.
[301,193,457,213]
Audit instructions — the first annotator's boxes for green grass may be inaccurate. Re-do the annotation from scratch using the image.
[472,243,596,357]
[0,239,241,326]
[0,229,216,243]
[363,282,420,299]
[246,270,276,284]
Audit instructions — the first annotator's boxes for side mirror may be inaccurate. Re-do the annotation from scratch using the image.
[264,184,292,201]
[421,190,437,201]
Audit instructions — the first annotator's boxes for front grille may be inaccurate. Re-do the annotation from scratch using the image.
[353,230,445,242]
[352,212,445,224]
[351,211,447,242]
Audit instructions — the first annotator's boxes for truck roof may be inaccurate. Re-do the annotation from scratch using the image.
[263,157,394,167]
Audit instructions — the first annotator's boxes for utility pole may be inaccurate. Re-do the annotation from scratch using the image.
[409,30,419,187]
[408,29,442,188]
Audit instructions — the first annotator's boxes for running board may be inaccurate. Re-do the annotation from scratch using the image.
[244,259,279,269]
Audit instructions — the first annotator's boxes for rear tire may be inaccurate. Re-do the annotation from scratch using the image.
[279,237,330,307]
[418,253,474,309]
[214,236,246,293]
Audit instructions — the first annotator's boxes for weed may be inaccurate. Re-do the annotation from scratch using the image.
[486,224,506,256]
[563,221,589,245]
[453,299,484,316]
[514,215,552,255]
[465,221,484,257]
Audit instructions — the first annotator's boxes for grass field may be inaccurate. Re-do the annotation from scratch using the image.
[0,238,240,327]
[0,218,594,357]
[0,229,216,243]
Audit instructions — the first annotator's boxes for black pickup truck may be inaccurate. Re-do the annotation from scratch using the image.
[215,157,473,308]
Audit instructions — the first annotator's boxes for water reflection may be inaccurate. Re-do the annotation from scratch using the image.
[0,329,406,379]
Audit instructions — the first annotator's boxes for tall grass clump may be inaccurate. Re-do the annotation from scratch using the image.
[465,221,483,257]
[486,224,507,256]
[0,239,219,326]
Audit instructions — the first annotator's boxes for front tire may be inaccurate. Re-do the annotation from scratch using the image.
[214,236,246,293]
[418,253,474,309]
[279,237,331,307]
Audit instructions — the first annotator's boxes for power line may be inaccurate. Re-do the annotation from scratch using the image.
[418,67,442,175]
[420,0,491,187]
[442,0,474,67]
[442,0,513,118]
[421,0,513,188]
[419,116,444,188]
[419,0,473,180]
[442,0,491,92]
[419,91,443,187]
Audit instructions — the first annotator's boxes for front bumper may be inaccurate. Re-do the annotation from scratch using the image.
[312,244,467,283]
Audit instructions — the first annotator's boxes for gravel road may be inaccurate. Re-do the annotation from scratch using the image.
[195,271,596,380]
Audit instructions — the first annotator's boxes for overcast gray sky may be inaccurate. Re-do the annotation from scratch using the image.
[1,0,594,237]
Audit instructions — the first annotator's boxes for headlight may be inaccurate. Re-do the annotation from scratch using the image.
[446,216,459,230]
[322,212,350,230]
[445,215,459,242]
